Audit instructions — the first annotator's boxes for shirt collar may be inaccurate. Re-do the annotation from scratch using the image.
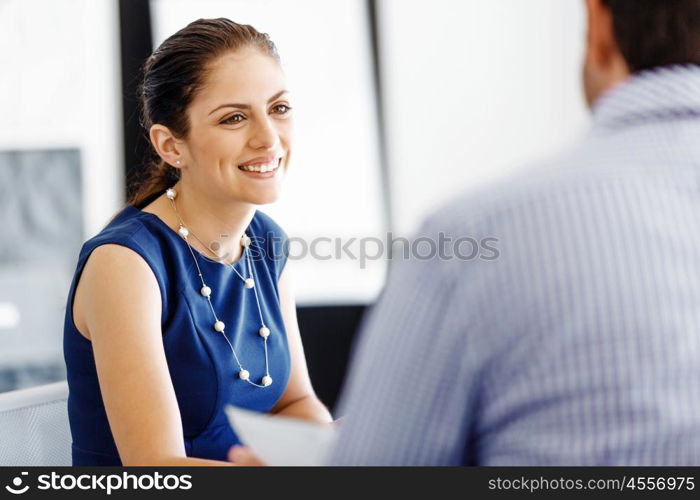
[591,64,700,129]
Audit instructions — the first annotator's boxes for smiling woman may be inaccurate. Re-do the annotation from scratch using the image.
[63,18,332,466]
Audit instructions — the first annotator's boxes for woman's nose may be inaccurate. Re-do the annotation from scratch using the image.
[248,118,278,150]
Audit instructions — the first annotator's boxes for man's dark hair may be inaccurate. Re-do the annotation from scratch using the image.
[604,0,700,72]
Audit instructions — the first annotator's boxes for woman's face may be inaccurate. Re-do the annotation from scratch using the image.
[181,47,293,205]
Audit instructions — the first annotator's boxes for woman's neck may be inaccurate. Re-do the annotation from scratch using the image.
[166,181,256,265]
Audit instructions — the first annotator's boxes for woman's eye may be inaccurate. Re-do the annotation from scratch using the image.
[222,113,245,124]
[272,104,292,115]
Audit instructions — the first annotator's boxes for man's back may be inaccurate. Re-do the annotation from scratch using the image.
[328,65,700,465]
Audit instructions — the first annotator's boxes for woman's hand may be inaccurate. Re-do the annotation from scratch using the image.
[228,445,266,466]
[321,417,344,428]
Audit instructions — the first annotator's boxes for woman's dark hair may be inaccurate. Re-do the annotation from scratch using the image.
[127,18,279,209]
[603,0,700,72]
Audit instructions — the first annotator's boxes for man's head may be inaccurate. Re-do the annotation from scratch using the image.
[583,0,700,107]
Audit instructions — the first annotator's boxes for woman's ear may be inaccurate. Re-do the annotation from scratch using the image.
[149,124,186,168]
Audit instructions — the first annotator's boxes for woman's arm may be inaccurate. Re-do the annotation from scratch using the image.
[77,244,234,466]
[268,267,333,424]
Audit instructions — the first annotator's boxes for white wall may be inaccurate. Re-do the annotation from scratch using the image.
[0,0,124,238]
[378,0,589,235]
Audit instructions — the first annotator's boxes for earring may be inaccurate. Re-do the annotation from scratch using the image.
[176,160,181,165]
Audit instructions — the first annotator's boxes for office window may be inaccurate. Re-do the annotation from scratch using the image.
[0,0,122,391]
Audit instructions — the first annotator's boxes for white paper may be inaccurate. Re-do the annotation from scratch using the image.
[224,405,337,466]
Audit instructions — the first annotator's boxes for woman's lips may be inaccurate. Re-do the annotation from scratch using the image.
[239,155,278,166]
[237,158,282,179]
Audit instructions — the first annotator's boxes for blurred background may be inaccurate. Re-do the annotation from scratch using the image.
[0,0,588,411]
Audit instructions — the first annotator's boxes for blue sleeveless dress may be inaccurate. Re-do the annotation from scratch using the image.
[62,204,291,465]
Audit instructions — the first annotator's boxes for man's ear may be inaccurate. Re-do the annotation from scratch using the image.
[585,0,623,71]
[149,124,186,168]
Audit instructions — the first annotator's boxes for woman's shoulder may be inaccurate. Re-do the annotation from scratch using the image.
[77,205,179,287]
[82,205,160,255]
[75,205,176,303]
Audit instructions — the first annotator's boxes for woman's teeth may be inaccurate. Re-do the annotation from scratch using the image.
[239,162,279,173]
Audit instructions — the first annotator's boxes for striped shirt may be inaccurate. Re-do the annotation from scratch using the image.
[327,65,700,465]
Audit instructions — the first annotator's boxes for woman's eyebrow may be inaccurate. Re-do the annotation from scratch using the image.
[208,90,289,115]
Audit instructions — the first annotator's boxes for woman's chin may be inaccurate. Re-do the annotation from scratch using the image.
[244,189,282,206]
[234,165,285,205]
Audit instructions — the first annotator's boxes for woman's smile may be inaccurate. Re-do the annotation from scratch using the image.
[237,156,283,179]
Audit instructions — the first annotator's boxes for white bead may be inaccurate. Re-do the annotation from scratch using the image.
[214,320,225,332]
[239,369,250,381]
[241,234,251,248]
[262,375,273,387]
[200,286,211,297]
[178,225,189,238]
[259,326,270,339]
[166,188,176,200]
[244,278,255,289]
